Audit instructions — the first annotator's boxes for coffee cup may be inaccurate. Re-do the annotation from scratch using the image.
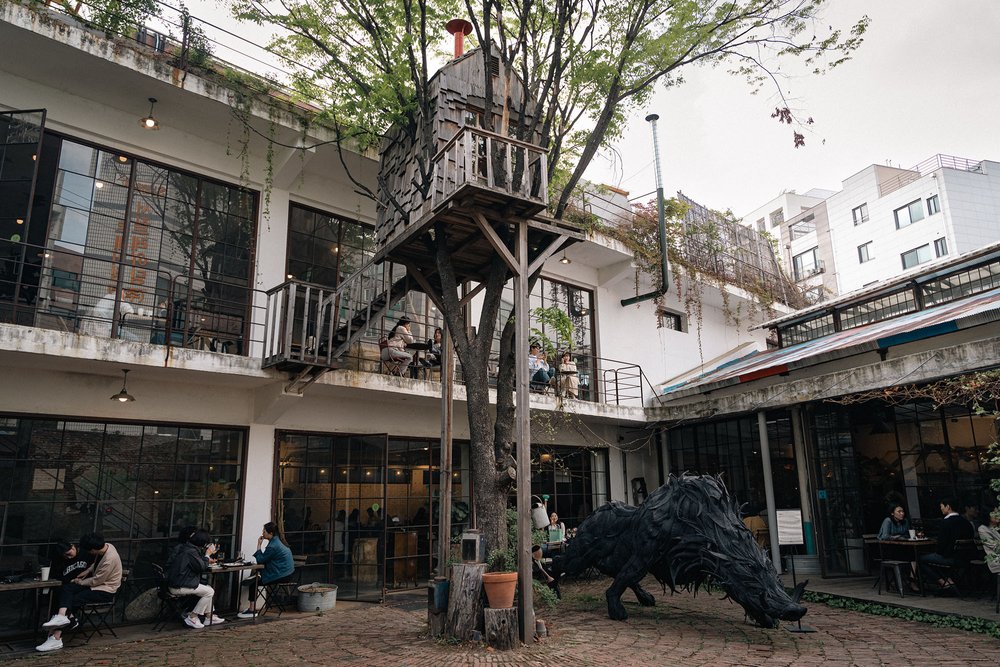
[908,529,916,539]
[39,566,50,581]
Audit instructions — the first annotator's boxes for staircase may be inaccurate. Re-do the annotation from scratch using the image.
[263,259,411,394]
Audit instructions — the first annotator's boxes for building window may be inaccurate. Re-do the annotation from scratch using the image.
[792,247,821,281]
[934,237,948,257]
[927,195,940,215]
[852,203,869,225]
[755,218,765,232]
[789,215,816,240]
[894,199,925,229]
[768,209,784,227]
[804,286,824,304]
[857,242,873,263]
[0,415,244,622]
[286,203,376,288]
[901,244,932,269]
[656,307,684,332]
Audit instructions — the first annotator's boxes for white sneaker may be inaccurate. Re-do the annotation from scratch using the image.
[237,608,257,619]
[41,614,71,628]
[35,636,63,652]
[207,614,226,625]
[183,616,204,629]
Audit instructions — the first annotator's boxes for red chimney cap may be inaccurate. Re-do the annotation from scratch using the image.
[446,18,473,36]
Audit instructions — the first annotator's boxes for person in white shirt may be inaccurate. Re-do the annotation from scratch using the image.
[382,317,414,373]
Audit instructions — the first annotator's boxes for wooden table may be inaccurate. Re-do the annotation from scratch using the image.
[878,538,937,595]
[0,579,62,640]
[205,563,262,618]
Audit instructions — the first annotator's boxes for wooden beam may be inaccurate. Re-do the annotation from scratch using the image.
[458,282,487,308]
[514,221,534,642]
[404,263,447,312]
[527,235,567,276]
[472,211,519,275]
[527,217,586,240]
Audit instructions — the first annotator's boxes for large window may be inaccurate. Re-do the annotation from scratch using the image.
[789,216,816,239]
[276,432,471,602]
[792,247,820,281]
[0,416,244,636]
[894,199,925,229]
[286,203,375,288]
[901,244,932,269]
[5,133,257,351]
[529,445,609,530]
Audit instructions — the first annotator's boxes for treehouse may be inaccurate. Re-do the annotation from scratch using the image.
[263,39,580,388]
[373,41,578,289]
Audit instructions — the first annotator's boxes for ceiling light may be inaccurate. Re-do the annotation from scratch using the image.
[139,97,159,130]
[16,219,23,225]
[110,369,136,403]
[95,182,104,189]
[117,155,129,163]
[559,251,571,264]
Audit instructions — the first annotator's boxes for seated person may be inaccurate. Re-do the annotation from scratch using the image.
[167,529,225,628]
[38,532,122,653]
[978,511,1000,577]
[238,521,295,618]
[918,497,975,592]
[78,290,134,338]
[542,512,566,556]
[557,352,579,398]
[528,344,555,390]
[381,317,414,373]
[531,545,561,599]
[426,328,444,367]
[877,504,911,540]
[52,539,93,585]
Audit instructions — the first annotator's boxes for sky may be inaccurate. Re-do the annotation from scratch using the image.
[181,0,1000,218]
[590,0,1000,216]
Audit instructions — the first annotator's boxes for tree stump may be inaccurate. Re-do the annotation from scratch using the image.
[446,562,486,640]
[484,607,518,650]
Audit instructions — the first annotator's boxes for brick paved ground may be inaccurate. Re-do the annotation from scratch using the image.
[10,576,1000,666]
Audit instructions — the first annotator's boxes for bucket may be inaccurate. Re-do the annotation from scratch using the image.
[297,583,338,613]
[531,503,549,530]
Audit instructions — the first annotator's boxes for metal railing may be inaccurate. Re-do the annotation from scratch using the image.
[0,239,266,356]
[878,153,983,197]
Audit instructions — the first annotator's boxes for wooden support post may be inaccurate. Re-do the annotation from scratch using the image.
[438,326,454,572]
[429,610,447,638]
[446,562,486,640]
[484,607,518,650]
[514,221,535,642]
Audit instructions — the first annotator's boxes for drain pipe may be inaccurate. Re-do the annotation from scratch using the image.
[621,113,670,306]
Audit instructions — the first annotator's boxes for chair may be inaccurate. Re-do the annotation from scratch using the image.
[258,555,308,618]
[379,338,406,377]
[74,568,130,643]
[150,563,196,632]
[874,541,910,598]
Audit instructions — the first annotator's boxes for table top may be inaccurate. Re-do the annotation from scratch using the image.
[0,579,62,591]
[406,342,432,351]
[206,563,263,574]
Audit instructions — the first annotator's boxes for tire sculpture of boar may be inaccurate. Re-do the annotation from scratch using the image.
[553,473,807,627]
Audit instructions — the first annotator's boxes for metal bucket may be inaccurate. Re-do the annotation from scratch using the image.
[297,583,338,612]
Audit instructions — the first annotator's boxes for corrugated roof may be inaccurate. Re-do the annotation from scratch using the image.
[660,285,1000,400]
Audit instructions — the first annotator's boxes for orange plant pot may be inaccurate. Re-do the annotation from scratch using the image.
[482,571,518,608]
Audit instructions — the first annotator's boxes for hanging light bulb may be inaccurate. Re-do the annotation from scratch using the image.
[559,251,571,264]
[139,97,160,130]
[110,369,136,403]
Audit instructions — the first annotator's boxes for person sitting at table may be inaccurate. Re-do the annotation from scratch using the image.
[918,497,975,593]
[52,539,93,585]
[542,512,567,556]
[381,317,414,374]
[426,328,443,367]
[238,521,295,619]
[37,532,122,653]
[78,290,134,338]
[529,344,555,391]
[877,504,911,540]
[167,529,224,628]
[557,351,579,398]
[531,545,561,599]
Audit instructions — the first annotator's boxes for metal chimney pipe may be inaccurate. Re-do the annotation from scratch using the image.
[446,19,474,58]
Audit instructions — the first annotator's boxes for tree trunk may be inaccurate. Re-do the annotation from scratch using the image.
[484,607,518,650]
[446,562,487,640]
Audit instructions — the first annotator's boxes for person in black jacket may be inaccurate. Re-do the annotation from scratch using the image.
[166,529,222,628]
[53,540,92,585]
[918,497,975,591]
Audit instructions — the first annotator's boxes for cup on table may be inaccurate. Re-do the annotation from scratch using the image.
[39,566,50,581]
[908,529,916,539]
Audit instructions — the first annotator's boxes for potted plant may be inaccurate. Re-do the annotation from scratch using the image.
[482,546,518,608]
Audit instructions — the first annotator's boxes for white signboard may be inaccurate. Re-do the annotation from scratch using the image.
[776,509,804,546]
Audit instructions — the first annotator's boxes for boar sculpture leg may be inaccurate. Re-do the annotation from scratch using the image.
[553,473,807,627]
